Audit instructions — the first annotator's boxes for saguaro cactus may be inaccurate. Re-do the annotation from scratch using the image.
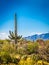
[8,14,22,43]
[14,13,17,44]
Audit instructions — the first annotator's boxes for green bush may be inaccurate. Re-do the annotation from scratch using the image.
[0,51,12,63]
[0,39,49,64]
[26,42,39,54]
[31,54,40,62]
[17,47,26,55]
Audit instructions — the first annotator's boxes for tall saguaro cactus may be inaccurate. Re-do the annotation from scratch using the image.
[8,14,22,43]
[15,13,17,44]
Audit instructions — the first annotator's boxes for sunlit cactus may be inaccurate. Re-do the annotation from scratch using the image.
[8,13,22,44]
[14,13,17,44]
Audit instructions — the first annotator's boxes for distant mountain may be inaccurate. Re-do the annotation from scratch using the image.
[24,33,49,41]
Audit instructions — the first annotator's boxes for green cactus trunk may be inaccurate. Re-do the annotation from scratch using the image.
[14,13,17,44]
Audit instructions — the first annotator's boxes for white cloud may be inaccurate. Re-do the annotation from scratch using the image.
[0,32,8,39]
[30,32,42,35]
[29,32,48,36]
[23,32,48,37]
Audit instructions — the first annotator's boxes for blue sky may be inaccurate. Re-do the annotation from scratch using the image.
[0,0,49,39]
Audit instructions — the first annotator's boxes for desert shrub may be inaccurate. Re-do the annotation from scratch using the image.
[26,42,39,54]
[18,56,35,65]
[36,60,49,65]
[2,42,16,54]
[12,58,20,64]
[0,51,12,63]
[21,55,27,60]
[10,54,20,64]
[26,57,35,65]
[18,59,25,65]
[2,42,10,52]
[17,47,26,55]
[45,40,49,45]
[0,39,49,64]
[38,42,49,62]
[0,40,4,44]
[45,43,49,62]
[30,54,40,62]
